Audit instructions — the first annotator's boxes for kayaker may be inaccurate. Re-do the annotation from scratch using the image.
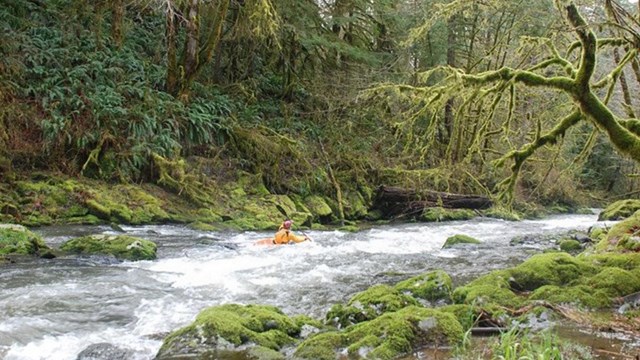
[273,220,310,244]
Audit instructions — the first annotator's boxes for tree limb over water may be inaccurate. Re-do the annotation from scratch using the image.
[366,1,640,207]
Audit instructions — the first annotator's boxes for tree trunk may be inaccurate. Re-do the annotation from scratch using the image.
[372,185,492,219]
[111,0,124,49]
[166,3,178,95]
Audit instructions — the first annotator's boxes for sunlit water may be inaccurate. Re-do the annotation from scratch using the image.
[0,214,612,359]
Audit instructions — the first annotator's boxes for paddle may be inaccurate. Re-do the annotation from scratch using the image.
[274,204,312,242]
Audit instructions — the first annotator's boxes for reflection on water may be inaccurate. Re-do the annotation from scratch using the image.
[0,214,626,359]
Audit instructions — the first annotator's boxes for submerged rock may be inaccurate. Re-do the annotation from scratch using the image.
[76,343,132,360]
[60,234,157,261]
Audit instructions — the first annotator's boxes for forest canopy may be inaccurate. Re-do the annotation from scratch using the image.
[1,0,639,209]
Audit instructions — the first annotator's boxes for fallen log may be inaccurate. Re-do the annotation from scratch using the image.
[372,185,492,219]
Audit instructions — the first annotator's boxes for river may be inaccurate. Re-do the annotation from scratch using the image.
[0,214,615,359]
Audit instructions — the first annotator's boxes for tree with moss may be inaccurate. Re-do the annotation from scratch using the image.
[370,0,640,206]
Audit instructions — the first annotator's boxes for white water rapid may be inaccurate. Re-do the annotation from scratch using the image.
[0,214,609,360]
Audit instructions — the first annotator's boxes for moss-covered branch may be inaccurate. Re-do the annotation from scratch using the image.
[495,110,583,205]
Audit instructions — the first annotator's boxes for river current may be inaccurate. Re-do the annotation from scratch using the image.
[0,214,610,359]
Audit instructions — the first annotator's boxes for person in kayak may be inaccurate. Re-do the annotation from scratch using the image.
[273,220,310,244]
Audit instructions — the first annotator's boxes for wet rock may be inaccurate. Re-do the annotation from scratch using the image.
[156,304,300,359]
[598,199,640,221]
[76,343,132,360]
[395,270,453,304]
[325,284,418,328]
[60,234,157,261]
[296,306,463,360]
[0,224,53,258]
[442,234,481,248]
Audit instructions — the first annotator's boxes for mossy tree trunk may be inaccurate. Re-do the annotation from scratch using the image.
[376,1,640,206]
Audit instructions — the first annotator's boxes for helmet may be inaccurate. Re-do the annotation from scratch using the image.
[283,220,293,229]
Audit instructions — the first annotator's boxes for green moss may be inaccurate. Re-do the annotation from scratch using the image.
[158,304,300,358]
[293,331,344,360]
[442,234,481,248]
[343,190,368,219]
[60,234,157,261]
[345,306,463,359]
[481,207,522,221]
[394,270,453,303]
[0,225,52,256]
[600,211,640,252]
[598,199,640,221]
[421,207,476,222]
[559,239,582,253]
[583,267,640,298]
[188,221,218,231]
[452,271,523,307]
[528,285,611,308]
[439,304,480,329]
[581,253,640,270]
[303,195,333,222]
[507,252,596,291]
[326,284,419,327]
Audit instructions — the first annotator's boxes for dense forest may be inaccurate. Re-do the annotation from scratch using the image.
[1,0,640,224]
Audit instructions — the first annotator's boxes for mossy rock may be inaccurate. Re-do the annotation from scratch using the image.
[598,199,640,221]
[581,253,640,270]
[188,221,218,231]
[326,284,418,328]
[558,239,582,253]
[442,234,481,249]
[394,270,453,303]
[343,190,369,220]
[156,304,300,359]
[600,211,640,252]
[298,306,463,360]
[581,267,640,298]
[528,285,612,308]
[452,271,523,307]
[0,224,52,257]
[303,195,333,222]
[481,207,522,221]
[421,207,476,222]
[438,304,480,329]
[60,234,157,261]
[507,252,596,291]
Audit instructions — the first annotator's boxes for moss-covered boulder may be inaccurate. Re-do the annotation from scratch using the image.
[0,224,53,258]
[421,207,476,222]
[156,304,300,359]
[60,234,156,261]
[528,285,612,308]
[507,252,596,291]
[452,271,523,308]
[326,284,418,328]
[481,207,522,221]
[582,267,640,298]
[442,234,481,249]
[598,199,640,221]
[558,239,582,253]
[297,306,463,360]
[394,270,453,304]
[598,211,640,252]
[303,195,333,223]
